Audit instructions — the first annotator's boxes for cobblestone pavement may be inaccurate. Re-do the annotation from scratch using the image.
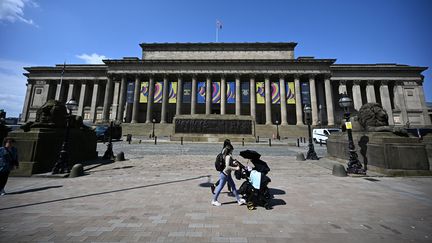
[0,141,431,242]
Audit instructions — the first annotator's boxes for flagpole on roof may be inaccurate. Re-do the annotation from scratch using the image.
[216,20,222,42]
[55,61,66,101]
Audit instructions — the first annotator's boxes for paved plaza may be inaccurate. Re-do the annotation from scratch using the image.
[0,140,431,243]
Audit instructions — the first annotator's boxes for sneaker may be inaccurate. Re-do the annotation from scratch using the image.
[237,198,246,205]
[0,189,5,196]
[210,184,215,195]
[211,200,221,206]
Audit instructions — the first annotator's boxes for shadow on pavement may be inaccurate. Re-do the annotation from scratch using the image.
[0,175,210,211]
[7,185,63,195]
[269,188,286,195]
[269,198,286,207]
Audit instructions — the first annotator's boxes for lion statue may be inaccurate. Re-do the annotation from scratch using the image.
[357,103,407,136]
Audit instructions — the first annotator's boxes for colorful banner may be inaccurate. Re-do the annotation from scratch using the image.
[154,82,163,103]
[271,82,280,104]
[139,82,148,103]
[212,81,221,104]
[256,82,265,104]
[197,81,206,104]
[286,82,295,104]
[169,82,177,104]
[227,82,235,103]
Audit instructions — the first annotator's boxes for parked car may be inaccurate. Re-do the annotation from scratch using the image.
[312,128,341,143]
[93,124,122,141]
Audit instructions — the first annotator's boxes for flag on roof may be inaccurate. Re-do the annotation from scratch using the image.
[216,20,222,29]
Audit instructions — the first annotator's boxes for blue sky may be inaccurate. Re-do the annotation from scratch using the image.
[1,0,431,117]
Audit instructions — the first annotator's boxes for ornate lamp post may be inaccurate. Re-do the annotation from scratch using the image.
[52,99,78,174]
[152,118,156,138]
[275,120,280,140]
[304,105,318,160]
[339,93,366,174]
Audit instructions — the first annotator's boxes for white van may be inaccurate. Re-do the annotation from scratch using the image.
[312,128,341,144]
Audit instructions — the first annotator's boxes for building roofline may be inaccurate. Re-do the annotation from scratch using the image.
[103,58,335,64]
[331,63,427,72]
[139,42,298,51]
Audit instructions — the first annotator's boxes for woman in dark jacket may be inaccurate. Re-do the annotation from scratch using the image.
[0,137,19,195]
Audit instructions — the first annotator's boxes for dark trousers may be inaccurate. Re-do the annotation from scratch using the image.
[0,170,10,190]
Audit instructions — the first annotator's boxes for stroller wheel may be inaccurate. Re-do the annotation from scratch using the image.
[247,202,256,210]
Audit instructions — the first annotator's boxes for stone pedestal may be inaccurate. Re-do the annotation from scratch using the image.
[9,128,97,176]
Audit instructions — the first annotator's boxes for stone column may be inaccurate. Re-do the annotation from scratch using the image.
[309,74,318,126]
[279,75,288,125]
[206,75,212,115]
[235,75,241,116]
[379,81,394,125]
[294,74,303,125]
[77,82,87,117]
[324,75,335,126]
[338,80,347,95]
[67,81,75,101]
[394,81,408,124]
[161,75,169,123]
[191,75,197,115]
[175,75,183,116]
[110,79,120,120]
[146,76,155,123]
[117,76,127,122]
[249,75,256,120]
[366,80,376,103]
[89,81,99,123]
[102,76,113,122]
[131,76,140,123]
[220,75,226,115]
[352,80,363,111]
[20,82,33,122]
[54,80,65,101]
[264,75,272,125]
[417,82,432,125]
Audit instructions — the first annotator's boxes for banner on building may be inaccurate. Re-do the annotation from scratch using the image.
[301,82,310,105]
[286,82,295,104]
[154,82,163,103]
[212,81,221,104]
[183,82,191,103]
[227,82,235,103]
[197,81,206,104]
[140,82,148,103]
[169,82,177,104]
[126,82,134,104]
[271,82,280,104]
[241,82,249,104]
[256,82,265,104]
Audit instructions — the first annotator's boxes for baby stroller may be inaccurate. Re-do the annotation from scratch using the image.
[235,150,272,210]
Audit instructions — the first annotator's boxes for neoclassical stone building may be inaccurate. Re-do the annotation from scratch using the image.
[21,42,431,127]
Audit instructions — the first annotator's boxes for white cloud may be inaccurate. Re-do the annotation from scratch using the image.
[0,0,39,27]
[0,59,33,117]
[76,53,108,64]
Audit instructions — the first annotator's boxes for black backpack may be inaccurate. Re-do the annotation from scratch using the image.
[215,153,225,172]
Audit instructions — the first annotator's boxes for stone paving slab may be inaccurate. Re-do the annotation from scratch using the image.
[0,142,431,242]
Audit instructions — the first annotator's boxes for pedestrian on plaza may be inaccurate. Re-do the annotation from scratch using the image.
[0,137,19,196]
[211,142,246,206]
[211,139,232,194]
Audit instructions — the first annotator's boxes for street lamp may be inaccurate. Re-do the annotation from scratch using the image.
[52,99,78,174]
[275,120,280,140]
[152,118,156,138]
[304,105,318,160]
[339,93,365,174]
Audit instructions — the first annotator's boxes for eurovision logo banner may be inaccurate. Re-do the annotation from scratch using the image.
[183,82,191,103]
[212,81,221,104]
[140,82,149,103]
[226,82,235,103]
[286,82,295,104]
[126,82,134,104]
[256,82,265,104]
[271,82,280,104]
[153,82,163,103]
[197,81,206,104]
[169,82,177,104]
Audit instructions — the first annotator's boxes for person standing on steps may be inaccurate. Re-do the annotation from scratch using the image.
[211,143,246,206]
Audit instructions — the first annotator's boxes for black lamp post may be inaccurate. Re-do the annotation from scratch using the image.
[102,121,114,160]
[52,99,78,174]
[339,93,366,174]
[275,120,280,140]
[304,105,318,160]
[152,118,156,138]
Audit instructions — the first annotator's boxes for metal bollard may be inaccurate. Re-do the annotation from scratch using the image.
[256,136,260,143]
[154,136,157,145]
[297,138,300,147]
[242,138,244,146]
[319,139,322,146]
[139,139,141,144]
[181,136,183,145]
[126,134,132,144]
[269,138,271,147]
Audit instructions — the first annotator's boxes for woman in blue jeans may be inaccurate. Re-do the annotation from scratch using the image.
[212,144,246,206]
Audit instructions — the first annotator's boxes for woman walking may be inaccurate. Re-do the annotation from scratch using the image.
[0,138,19,196]
[211,143,246,206]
